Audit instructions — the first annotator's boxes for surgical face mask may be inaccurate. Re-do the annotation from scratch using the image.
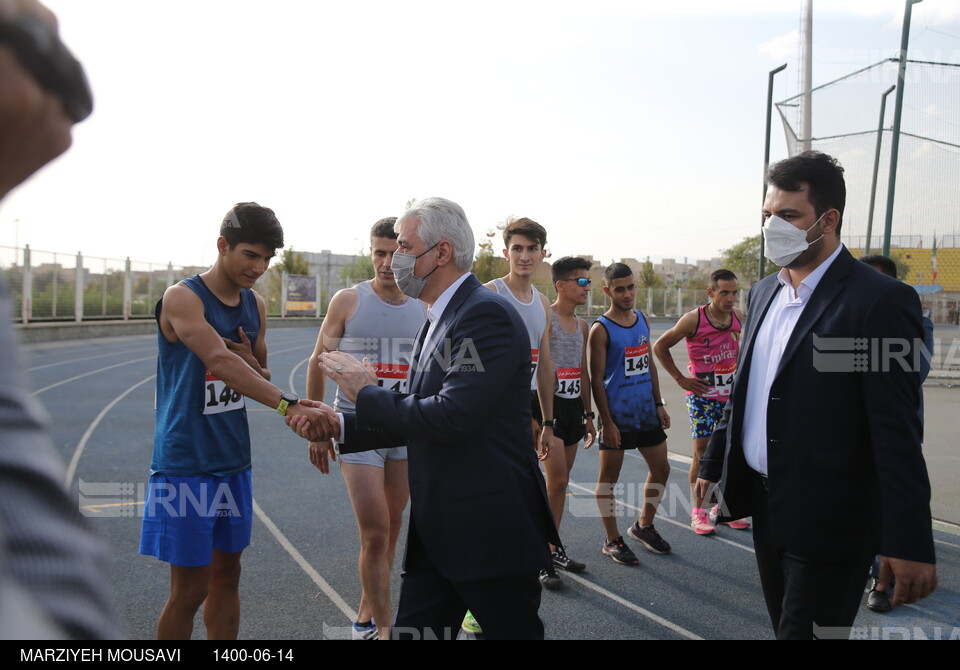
[390,243,439,299]
[762,212,825,267]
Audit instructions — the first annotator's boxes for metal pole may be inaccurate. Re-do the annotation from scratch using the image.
[866,85,897,254]
[883,0,923,256]
[800,0,813,153]
[760,64,789,281]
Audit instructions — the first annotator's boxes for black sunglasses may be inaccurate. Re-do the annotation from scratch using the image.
[561,277,591,287]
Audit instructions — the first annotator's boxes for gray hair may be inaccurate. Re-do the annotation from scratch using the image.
[396,197,475,272]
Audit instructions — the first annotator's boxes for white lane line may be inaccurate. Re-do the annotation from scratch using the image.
[34,342,305,396]
[566,481,755,554]
[252,500,356,622]
[33,356,155,395]
[288,357,310,395]
[28,347,154,372]
[561,571,703,640]
[64,375,156,487]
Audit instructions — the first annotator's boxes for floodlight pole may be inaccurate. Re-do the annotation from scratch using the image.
[883,0,923,256]
[866,85,897,255]
[759,63,788,280]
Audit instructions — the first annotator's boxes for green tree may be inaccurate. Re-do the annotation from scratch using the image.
[339,255,374,284]
[272,246,310,276]
[720,235,779,287]
[471,239,507,284]
[639,259,664,289]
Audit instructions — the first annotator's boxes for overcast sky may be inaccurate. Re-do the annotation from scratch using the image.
[2,0,958,269]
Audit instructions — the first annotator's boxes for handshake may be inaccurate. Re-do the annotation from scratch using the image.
[285,400,340,442]
[284,350,380,442]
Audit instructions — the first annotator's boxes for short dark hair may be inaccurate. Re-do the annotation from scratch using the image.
[220,202,284,251]
[860,254,897,279]
[710,268,738,288]
[370,217,398,242]
[604,262,633,284]
[503,217,547,249]
[767,150,846,235]
[552,256,592,283]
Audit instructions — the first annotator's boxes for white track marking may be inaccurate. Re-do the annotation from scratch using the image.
[64,375,156,486]
[28,347,153,372]
[252,500,356,622]
[288,357,309,395]
[566,481,755,554]
[33,356,155,395]
[561,571,702,640]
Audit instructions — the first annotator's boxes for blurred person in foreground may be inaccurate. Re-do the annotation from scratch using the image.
[0,0,118,638]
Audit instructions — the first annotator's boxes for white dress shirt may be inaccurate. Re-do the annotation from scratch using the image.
[418,272,472,370]
[742,244,845,474]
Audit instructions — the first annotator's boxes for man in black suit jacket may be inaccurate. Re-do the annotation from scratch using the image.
[697,152,937,639]
[295,197,559,640]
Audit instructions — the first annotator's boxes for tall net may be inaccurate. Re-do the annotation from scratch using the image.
[775,59,960,298]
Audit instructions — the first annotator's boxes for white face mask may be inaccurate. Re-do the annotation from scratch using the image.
[762,212,825,267]
[390,243,438,299]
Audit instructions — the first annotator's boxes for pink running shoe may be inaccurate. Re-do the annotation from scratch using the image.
[711,505,750,530]
[691,508,716,535]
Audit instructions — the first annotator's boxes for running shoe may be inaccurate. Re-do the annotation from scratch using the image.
[601,536,639,565]
[690,508,716,536]
[711,505,750,530]
[539,567,563,590]
[461,610,482,634]
[352,619,377,640]
[551,547,586,573]
[627,522,672,554]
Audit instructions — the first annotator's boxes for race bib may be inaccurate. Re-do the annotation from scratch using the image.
[696,361,736,398]
[375,362,410,393]
[624,344,650,377]
[713,361,736,398]
[556,367,581,399]
[530,348,539,378]
[203,369,244,415]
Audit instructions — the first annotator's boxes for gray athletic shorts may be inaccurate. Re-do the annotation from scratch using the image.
[337,445,408,468]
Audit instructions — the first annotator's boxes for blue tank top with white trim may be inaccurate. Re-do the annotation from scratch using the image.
[596,310,659,431]
[151,275,259,476]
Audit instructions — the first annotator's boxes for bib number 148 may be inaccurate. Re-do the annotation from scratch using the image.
[204,370,244,415]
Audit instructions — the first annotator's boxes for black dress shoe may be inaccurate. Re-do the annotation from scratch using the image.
[866,578,892,613]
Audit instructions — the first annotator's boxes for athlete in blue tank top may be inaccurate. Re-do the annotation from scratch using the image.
[589,263,674,565]
[140,203,333,640]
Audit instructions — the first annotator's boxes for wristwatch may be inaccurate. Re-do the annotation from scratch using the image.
[540,419,557,429]
[583,411,595,421]
[276,391,300,416]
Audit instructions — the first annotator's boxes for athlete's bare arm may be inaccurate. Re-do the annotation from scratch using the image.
[221,291,270,381]
[305,288,358,473]
[534,293,555,459]
[159,283,336,434]
[588,321,620,449]
[579,317,596,449]
[653,309,708,395]
[644,313,670,430]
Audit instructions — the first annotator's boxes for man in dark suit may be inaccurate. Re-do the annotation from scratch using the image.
[696,151,937,640]
[294,197,559,640]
